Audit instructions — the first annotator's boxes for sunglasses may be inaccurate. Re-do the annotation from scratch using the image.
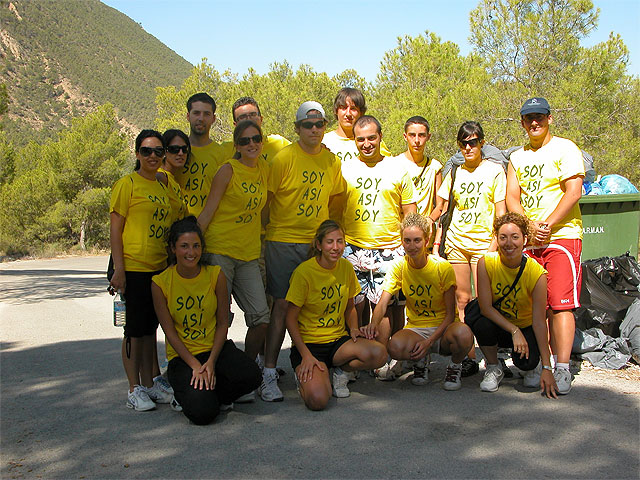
[167,145,189,154]
[237,134,263,146]
[300,121,325,130]
[139,146,165,157]
[458,138,481,148]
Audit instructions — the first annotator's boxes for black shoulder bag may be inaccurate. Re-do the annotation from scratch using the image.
[437,163,458,259]
[464,255,527,329]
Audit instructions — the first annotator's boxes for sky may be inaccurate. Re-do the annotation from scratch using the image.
[102,0,639,81]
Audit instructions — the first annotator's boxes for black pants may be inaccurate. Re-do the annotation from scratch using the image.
[468,316,540,371]
[167,340,261,425]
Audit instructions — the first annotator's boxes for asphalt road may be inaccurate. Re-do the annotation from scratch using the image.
[1,255,638,479]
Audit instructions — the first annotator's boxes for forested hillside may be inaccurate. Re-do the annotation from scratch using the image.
[0,0,191,146]
[0,0,638,258]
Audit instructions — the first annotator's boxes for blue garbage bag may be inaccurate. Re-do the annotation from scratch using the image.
[599,174,639,194]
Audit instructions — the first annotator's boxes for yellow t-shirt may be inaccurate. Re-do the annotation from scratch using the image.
[483,252,547,328]
[266,142,344,243]
[219,134,290,166]
[509,136,584,241]
[382,255,456,328]
[437,160,506,252]
[205,159,268,260]
[393,153,442,216]
[342,156,415,249]
[110,173,173,272]
[322,130,392,163]
[286,257,361,344]
[158,168,187,223]
[174,142,225,217]
[152,265,221,361]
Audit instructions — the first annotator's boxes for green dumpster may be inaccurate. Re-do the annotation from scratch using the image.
[579,193,640,261]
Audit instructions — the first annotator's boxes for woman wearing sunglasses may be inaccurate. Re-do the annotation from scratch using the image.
[197,121,270,395]
[435,121,506,376]
[159,129,190,221]
[109,129,177,411]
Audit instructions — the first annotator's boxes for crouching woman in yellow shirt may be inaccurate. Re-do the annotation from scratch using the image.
[285,220,387,410]
[366,213,474,390]
[469,212,558,398]
[151,217,261,424]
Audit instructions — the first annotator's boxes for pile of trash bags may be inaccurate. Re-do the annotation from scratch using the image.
[573,253,640,368]
[584,174,639,195]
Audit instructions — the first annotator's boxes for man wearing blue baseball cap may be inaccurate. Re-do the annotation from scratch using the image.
[506,97,584,395]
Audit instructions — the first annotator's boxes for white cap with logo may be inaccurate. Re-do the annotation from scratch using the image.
[295,101,327,122]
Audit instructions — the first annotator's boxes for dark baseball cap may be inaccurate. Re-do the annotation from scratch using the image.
[520,97,550,116]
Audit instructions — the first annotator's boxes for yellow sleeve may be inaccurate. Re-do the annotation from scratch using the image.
[400,170,416,204]
[110,175,133,216]
[437,172,451,200]
[329,157,346,196]
[558,141,585,181]
[439,260,457,291]
[382,258,404,295]
[285,265,309,307]
[492,168,507,203]
[345,260,361,298]
[268,149,288,194]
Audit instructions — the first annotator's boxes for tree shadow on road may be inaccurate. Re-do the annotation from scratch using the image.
[0,269,108,304]
[1,339,638,479]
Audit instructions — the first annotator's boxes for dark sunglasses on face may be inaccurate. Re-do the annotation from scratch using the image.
[458,138,481,148]
[139,146,165,157]
[237,134,263,146]
[167,145,189,154]
[300,121,325,130]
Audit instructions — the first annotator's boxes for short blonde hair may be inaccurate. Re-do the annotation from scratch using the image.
[400,213,432,241]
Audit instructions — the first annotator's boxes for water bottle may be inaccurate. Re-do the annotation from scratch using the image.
[113,291,126,327]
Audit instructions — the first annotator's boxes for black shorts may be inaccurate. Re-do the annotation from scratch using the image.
[123,270,163,338]
[289,336,351,370]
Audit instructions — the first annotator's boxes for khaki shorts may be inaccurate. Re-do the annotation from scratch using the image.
[405,326,442,354]
[202,253,270,327]
[445,244,486,265]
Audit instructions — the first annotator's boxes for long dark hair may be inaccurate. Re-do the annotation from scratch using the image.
[134,129,164,171]
[167,216,205,265]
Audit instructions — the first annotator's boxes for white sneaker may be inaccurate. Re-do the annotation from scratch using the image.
[554,368,573,395]
[523,362,542,388]
[143,382,173,404]
[375,359,403,381]
[332,367,350,398]
[258,369,283,402]
[480,365,504,392]
[170,397,182,412]
[443,362,462,391]
[411,358,429,386]
[153,374,174,395]
[236,391,256,403]
[127,385,156,411]
[344,370,358,383]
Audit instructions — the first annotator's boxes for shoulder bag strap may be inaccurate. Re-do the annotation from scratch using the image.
[493,255,527,307]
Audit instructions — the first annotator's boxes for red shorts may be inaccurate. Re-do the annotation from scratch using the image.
[525,239,582,311]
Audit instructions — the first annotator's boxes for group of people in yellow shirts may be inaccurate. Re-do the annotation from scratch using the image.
[109,89,584,424]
